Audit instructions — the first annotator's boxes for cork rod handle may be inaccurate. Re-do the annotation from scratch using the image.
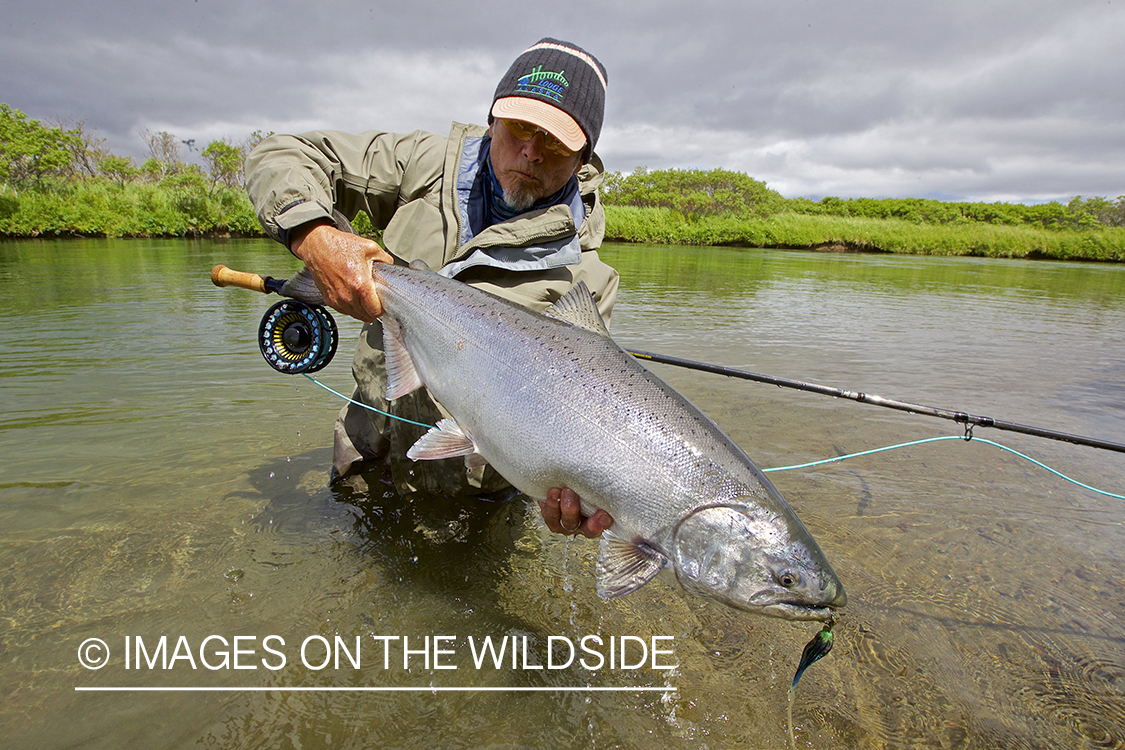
[210,264,270,294]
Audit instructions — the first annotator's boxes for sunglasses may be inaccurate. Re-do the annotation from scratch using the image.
[500,119,579,157]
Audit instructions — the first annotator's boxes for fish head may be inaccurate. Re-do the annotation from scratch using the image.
[670,501,846,621]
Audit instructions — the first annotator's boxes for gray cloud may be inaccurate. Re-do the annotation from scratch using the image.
[3,0,1121,202]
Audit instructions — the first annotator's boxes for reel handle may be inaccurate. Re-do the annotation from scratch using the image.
[211,264,271,294]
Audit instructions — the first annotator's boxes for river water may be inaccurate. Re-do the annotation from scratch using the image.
[1,238,1122,749]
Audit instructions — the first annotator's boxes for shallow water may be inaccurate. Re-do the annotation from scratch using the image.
[1,238,1122,748]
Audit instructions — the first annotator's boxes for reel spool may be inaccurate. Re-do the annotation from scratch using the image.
[258,299,338,374]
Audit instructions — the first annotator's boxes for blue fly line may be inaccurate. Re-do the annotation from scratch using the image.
[302,373,435,430]
[761,435,1124,500]
[302,374,1123,501]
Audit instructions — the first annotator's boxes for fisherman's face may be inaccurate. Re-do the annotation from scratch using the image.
[488,119,583,211]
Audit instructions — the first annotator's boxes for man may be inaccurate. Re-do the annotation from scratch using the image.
[246,38,615,537]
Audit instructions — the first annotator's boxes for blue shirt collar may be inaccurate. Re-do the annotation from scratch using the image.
[475,140,579,232]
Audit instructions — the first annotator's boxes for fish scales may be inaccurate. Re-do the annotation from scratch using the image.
[377,267,755,528]
[373,261,846,621]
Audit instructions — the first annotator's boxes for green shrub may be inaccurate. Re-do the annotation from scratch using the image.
[604,206,1125,261]
[602,166,785,218]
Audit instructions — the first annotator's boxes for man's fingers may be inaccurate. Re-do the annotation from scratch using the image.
[538,488,565,532]
[292,224,388,322]
[583,509,614,538]
[558,488,582,532]
[351,259,385,321]
[365,240,394,267]
[538,488,614,538]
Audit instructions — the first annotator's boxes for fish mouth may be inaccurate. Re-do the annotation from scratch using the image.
[760,602,839,622]
[748,588,847,621]
[741,580,846,621]
[730,596,842,622]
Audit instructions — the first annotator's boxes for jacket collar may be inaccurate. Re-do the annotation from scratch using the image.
[440,122,603,279]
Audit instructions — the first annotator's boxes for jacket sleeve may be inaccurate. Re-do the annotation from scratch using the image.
[244,129,447,248]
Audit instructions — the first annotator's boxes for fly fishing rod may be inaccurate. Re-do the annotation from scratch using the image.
[211,264,1124,454]
[628,349,1125,454]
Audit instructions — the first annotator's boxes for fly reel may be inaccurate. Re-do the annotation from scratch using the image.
[258,299,338,374]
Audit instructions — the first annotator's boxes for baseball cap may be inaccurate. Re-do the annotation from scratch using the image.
[490,38,607,158]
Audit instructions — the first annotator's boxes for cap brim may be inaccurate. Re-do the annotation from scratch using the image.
[491,97,587,152]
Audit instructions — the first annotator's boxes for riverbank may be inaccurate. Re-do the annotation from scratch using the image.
[0,181,260,238]
[604,206,1125,262]
[3,183,1123,261]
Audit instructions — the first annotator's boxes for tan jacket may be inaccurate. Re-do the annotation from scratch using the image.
[246,121,620,493]
[246,121,618,320]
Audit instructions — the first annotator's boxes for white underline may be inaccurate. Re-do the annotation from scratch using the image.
[75,686,676,692]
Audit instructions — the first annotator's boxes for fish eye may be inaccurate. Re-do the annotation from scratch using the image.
[777,569,801,588]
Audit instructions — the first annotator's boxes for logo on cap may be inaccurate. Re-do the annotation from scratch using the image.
[517,65,569,103]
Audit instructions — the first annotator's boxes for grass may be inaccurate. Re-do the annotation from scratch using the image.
[3,182,1123,263]
[604,206,1125,262]
[0,180,260,238]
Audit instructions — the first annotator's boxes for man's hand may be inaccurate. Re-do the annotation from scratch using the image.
[539,488,613,538]
[290,222,393,322]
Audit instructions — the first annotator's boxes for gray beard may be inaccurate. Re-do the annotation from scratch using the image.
[502,184,539,213]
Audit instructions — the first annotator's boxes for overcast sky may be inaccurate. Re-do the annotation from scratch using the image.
[4,0,1123,203]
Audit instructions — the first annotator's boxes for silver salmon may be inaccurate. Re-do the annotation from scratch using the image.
[373,260,846,621]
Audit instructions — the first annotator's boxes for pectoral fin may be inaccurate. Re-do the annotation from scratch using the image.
[382,316,425,400]
[596,531,668,599]
[407,419,485,465]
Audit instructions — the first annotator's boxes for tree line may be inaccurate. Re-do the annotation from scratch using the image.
[0,103,265,195]
[0,103,273,236]
[599,166,1124,261]
[2,101,1122,249]
[601,166,1125,229]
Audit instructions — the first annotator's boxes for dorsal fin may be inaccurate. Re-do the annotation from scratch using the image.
[543,281,609,335]
[408,259,433,272]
